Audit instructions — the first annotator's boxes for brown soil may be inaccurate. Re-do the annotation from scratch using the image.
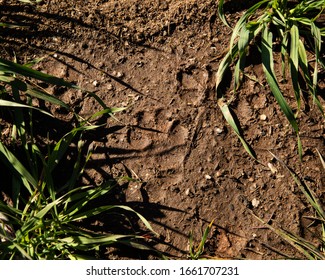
[1,0,324,259]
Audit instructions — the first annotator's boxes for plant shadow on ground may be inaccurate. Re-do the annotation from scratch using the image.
[0,2,195,258]
[1,0,325,259]
[0,3,195,259]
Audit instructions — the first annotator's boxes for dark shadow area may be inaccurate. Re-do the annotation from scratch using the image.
[222,0,261,13]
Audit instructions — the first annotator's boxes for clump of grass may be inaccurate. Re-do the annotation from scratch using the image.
[188,220,213,259]
[0,5,157,259]
[217,0,325,159]
[0,58,157,259]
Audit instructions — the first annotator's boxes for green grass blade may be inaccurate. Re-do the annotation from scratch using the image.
[70,204,158,236]
[195,220,214,259]
[61,185,113,219]
[252,212,323,259]
[217,0,231,28]
[261,26,302,158]
[0,23,27,28]
[16,196,64,239]
[25,85,70,110]
[216,44,239,98]
[68,205,119,222]
[0,58,77,89]
[234,24,251,91]
[290,23,301,113]
[0,142,37,193]
[297,40,321,110]
[119,205,158,236]
[311,22,322,94]
[219,101,256,160]
[12,242,33,260]
[46,125,99,174]
[0,99,53,117]
[60,234,138,249]
[280,29,288,79]
[228,0,270,51]
[271,152,325,220]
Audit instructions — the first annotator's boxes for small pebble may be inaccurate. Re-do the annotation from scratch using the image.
[267,162,277,174]
[205,174,212,180]
[107,84,114,90]
[215,127,223,134]
[92,80,99,87]
[260,114,267,121]
[215,170,223,178]
[252,198,260,208]
[116,71,124,78]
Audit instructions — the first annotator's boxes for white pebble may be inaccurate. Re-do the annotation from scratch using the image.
[116,71,124,78]
[260,114,267,121]
[215,127,223,134]
[252,198,260,208]
[267,162,277,174]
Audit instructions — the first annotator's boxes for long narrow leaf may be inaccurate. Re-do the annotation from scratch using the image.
[261,26,302,158]
[0,99,53,117]
[290,23,301,112]
[311,22,322,93]
[217,0,230,28]
[228,0,270,51]
[0,142,36,193]
[0,58,77,89]
[253,212,324,259]
[297,40,323,114]
[219,102,256,160]
[216,44,239,98]
[16,196,64,239]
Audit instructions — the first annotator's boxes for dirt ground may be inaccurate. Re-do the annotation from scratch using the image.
[1,0,324,259]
